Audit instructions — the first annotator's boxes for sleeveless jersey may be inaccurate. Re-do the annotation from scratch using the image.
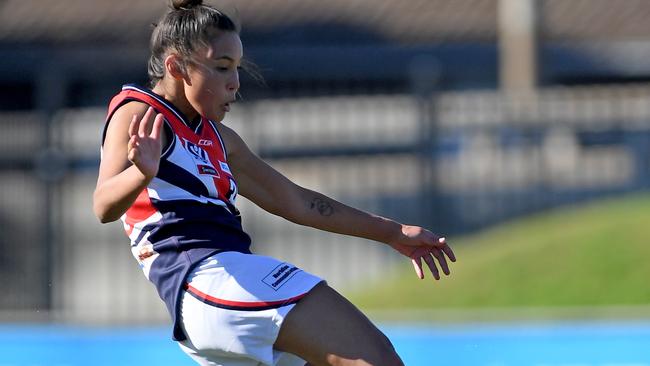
[102,84,252,340]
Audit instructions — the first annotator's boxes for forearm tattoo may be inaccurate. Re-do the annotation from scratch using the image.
[310,197,334,217]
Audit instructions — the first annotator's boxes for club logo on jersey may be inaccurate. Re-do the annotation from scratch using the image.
[219,161,232,175]
[262,263,301,290]
[184,139,220,176]
[185,140,210,163]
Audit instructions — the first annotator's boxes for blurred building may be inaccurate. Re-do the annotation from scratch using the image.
[3,0,650,106]
[1,0,649,325]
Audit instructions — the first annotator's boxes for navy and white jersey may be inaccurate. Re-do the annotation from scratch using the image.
[102,84,252,340]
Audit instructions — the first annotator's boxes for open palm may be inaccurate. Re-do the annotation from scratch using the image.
[127,106,164,179]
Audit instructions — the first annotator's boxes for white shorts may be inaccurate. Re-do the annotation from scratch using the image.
[177,251,323,366]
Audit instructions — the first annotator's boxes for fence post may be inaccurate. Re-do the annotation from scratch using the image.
[498,0,540,92]
[626,130,650,190]
[34,60,68,317]
[409,56,442,232]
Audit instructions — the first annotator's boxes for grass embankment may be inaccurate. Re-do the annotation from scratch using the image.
[349,193,650,318]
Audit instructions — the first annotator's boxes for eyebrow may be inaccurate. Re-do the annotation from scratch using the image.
[212,56,238,62]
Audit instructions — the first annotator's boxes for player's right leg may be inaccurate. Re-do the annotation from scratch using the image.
[274,282,404,366]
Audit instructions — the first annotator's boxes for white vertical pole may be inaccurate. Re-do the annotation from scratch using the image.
[498,0,540,92]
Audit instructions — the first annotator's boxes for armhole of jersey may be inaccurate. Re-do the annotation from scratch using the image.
[208,120,229,158]
[161,120,175,159]
[102,99,132,146]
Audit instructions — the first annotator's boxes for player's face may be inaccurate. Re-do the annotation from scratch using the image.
[184,30,242,122]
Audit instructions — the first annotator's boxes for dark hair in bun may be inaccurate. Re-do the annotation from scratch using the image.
[147,0,239,87]
[171,0,203,10]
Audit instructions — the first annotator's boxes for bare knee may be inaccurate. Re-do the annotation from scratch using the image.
[325,354,403,366]
[325,335,403,366]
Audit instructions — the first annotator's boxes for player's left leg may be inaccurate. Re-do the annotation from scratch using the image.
[274,282,403,366]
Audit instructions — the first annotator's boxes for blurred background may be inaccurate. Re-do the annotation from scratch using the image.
[1,0,650,364]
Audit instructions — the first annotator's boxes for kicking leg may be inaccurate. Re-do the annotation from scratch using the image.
[274,282,403,366]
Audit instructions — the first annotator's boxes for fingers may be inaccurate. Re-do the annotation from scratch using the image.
[431,248,450,276]
[414,239,453,280]
[139,107,156,137]
[414,249,450,281]
[128,113,139,138]
[432,236,457,263]
[444,246,456,262]
[398,226,457,281]
[431,237,453,277]
[411,257,424,280]
[127,135,137,162]
[438,237,457,262]
[150,113,165,140]
[422,253,440,280]
[130,106,155,137]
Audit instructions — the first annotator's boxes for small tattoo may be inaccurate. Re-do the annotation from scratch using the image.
[310,198,334,216]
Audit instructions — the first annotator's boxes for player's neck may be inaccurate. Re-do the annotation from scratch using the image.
[152,81,199,122]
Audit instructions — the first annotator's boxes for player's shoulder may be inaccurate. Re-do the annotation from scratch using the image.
[211,121,247,157]
[212,121,237,138]
[103,101,153,143]
[111,101,151,123]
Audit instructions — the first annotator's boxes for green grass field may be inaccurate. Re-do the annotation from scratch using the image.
[349,193,650,316]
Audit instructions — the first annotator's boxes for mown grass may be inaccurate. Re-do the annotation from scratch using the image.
[348,193,650,313]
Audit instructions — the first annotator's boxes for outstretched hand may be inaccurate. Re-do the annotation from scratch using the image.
[388,225,456,280]
[127,107,164,180]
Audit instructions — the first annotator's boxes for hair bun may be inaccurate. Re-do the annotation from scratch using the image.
[171,0,203,10]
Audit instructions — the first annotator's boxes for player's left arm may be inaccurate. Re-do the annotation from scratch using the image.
[221,124,455,279]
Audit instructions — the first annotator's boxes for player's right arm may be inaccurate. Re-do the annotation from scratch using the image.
[93,104,164,223]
